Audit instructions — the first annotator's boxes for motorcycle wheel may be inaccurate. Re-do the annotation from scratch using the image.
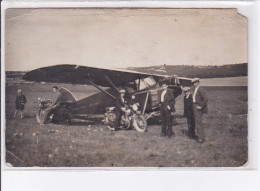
[36,113,42,124]
[36,109,49,124]
[132,114,147,133]
[104,112,117,131]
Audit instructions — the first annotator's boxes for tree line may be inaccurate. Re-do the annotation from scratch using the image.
[127,63,247,78]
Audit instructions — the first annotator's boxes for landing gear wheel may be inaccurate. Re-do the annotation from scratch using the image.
[133,114,147,133]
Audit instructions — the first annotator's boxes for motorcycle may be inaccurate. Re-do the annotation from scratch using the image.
[36,98,72,124]
[36,98,51,123]
[104,103,147,133]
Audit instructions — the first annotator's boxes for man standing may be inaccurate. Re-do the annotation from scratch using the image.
[159,82,175,138]
[113,89,128,130]
[183,87,195,139]
[41,86,62,124]
[191,78,208,143]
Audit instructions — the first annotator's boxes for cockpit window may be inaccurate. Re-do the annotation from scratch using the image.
[135,76,156,90]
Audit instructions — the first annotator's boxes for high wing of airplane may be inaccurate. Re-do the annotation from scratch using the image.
[23,64,193,125]
[23,64,193,88]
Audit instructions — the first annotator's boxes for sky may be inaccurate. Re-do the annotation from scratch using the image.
[5,8,247,71]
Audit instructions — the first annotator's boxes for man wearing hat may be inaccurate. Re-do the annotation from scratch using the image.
[191,78,208,143]
[41,86,62,124]
[183,86,195,139]
[113,89,128,130]
[159,81,175,138]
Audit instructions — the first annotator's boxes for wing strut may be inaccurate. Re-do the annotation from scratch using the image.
[138,78,141,90]
[88,80,117,100]
[142,92,150,115]
[104,75,120,95]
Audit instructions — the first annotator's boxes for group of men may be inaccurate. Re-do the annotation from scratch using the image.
[111,77,208,143]
[159,78,208,143]
[14,77,208,143]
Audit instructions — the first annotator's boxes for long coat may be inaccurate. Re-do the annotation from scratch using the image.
[158,89,175,111]
[184,93,193,117]
[192,86,208,113]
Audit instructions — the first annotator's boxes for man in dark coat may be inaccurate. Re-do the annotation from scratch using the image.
[41,86,62,124]
[159,82,175,138]
[113,89,128,130]
[191,78,208,143]
[183,87,195,139]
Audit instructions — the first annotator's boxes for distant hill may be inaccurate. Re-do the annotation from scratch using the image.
[6,71,27,78]
[127,63,247,78]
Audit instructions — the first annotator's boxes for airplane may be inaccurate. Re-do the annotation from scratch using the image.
[23,64,193,131]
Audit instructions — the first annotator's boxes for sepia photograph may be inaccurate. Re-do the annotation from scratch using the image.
[4,8,248,167]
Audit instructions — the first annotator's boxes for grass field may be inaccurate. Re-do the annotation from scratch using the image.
[5,82,247,167]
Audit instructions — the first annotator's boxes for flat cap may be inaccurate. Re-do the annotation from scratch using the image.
[119,89,126,94]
